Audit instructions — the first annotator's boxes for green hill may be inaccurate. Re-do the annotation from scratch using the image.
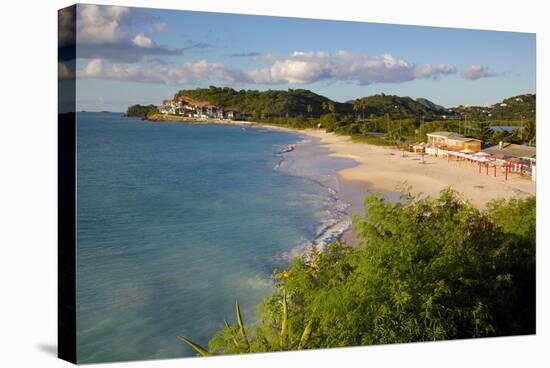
[491,94,536,121]
[163,87,535,126]
[174,86,352,118]
[416,97,446,112]
[128,87,535,145]
[452,94,535,123]
[124,104,159,118]
[174,87,447,119]
[350,94,448,120]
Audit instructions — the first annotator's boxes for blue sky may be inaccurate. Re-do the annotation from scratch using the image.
[67,4,535,111]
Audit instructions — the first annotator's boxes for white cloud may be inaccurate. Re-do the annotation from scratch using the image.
[76,50,462,87]
[461,65,498,80]
[77,4,131,43]
[80,59,104,78]
[132,33,153,48]
[75,5,180,63]
[249,56,326,84]
[248,51,456,85]
[77,59,247,85]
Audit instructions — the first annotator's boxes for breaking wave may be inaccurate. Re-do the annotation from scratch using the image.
[272,136,357,258]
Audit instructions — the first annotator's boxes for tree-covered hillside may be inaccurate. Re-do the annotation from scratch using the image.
[125,104,159,118]
[133,87,536,145]
[351,94,448,120]
[171,87,535,124]
[173,87,449,120]
[174,86,352,118]
[452,94,536,122]
[492,94,536,121]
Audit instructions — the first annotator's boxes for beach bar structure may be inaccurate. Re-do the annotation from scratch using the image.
[482,142,536,163]
[482,142,536,181]
[444,142,536,182]
[426,132,482,151]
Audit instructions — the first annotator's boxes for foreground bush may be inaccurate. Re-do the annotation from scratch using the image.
[181,189,535,354]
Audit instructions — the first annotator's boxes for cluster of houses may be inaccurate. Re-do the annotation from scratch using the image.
[412,131,536,181]
[158,99,244,120]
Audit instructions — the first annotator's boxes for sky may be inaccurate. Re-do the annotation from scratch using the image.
[61,4,536,112]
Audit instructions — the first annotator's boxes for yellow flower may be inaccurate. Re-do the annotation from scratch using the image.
[276,270,291,279]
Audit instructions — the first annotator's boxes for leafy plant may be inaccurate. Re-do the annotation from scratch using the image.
[179,188,535,357]
[178,292,314,356]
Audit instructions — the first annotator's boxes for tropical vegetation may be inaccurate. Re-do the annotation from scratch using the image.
[179,188,536,355]
[125,87,536,145]
[174,86,352,118]
[166,87,536,145]
[125,104,159,118]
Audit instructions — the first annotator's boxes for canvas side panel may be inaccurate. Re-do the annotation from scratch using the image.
[58,4,77,364]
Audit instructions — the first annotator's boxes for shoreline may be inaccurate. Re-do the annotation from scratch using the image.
[299,129,536,210]
[262,125,535,246]
[146,113,255,126]
[143,115,536,244]
[146,113,302,133]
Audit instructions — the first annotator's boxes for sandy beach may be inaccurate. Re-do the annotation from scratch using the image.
[299,129,536,214]
[146,115,536,212]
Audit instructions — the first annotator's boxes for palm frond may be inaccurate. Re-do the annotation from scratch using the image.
[280,291,288,349]
[177,336,211,356]
[224,319,241,350]
[298,321,313,349]
[235,300,250,350]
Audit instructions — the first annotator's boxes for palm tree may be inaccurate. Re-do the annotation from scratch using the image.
[306,104,313,118]
[352,100,359,120]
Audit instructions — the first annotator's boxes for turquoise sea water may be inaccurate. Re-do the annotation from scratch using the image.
[76,112,354,363]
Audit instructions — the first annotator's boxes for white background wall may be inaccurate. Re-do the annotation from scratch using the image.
[0,0,548,367]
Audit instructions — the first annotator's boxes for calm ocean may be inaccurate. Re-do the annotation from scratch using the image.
[76,112,354,363]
